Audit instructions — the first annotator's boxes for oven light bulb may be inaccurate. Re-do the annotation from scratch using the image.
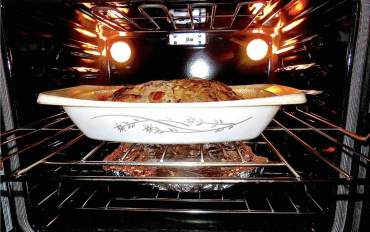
[110,41,131,63]
[246,39,268,61]
[189,59,210,79]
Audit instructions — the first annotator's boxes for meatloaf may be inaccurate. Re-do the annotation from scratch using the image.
[109,79,242,103]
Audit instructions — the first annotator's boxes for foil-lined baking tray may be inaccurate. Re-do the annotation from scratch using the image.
[103,142,267,192]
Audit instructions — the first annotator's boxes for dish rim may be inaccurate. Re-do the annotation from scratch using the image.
[37,84,307,108]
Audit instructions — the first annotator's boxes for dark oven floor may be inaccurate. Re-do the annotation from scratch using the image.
[45,212,326,232]
[27,182,330,232]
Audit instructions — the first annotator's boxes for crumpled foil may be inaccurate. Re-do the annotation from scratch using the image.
[104,143,267,192]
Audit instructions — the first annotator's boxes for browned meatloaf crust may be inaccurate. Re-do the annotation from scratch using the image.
[109,79,242,103]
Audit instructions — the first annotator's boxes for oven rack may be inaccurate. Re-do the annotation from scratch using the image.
[1,108,368,184]
[78,1,266,33]
[28,183,324,216]
[23,182,328,230]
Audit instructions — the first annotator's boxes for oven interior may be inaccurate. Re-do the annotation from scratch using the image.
[1,0,369,231]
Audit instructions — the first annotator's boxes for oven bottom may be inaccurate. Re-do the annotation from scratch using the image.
[22,182,334,232]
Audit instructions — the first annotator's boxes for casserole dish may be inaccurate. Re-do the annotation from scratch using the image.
[37,84,307,144]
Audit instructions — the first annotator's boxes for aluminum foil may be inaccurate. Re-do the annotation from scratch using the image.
[104,143,267,192]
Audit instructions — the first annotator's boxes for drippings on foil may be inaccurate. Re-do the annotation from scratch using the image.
[103,143,267,192]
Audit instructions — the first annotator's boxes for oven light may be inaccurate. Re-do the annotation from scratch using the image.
[110,41,131,63]
[246,39,268,61]
[189,59,210,79]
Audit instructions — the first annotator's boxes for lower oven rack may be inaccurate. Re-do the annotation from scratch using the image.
[29,182,324,215]
[25,182,327,231]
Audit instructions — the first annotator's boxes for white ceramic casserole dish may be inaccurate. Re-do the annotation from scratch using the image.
[37,84,307,144]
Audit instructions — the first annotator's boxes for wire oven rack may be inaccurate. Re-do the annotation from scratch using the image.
[1,107,369,228]
[25,181,326,231]
[78,1,266,33]
[1,108,368,184]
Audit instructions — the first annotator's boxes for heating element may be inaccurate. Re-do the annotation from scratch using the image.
[78,1,267,33]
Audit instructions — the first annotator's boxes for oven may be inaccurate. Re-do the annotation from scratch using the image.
[1,0,369,231]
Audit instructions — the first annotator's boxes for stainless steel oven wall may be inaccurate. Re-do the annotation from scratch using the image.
[268,0,369,229]
[1,5,35,232]
[1,1,74,126]
[336,0,369,231]
[270,0,370,231]
[269,0,360,122]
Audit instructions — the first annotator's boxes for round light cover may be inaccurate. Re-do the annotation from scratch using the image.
[189,59,210,79]
[110,41,131,63]
[246,39,268,61]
